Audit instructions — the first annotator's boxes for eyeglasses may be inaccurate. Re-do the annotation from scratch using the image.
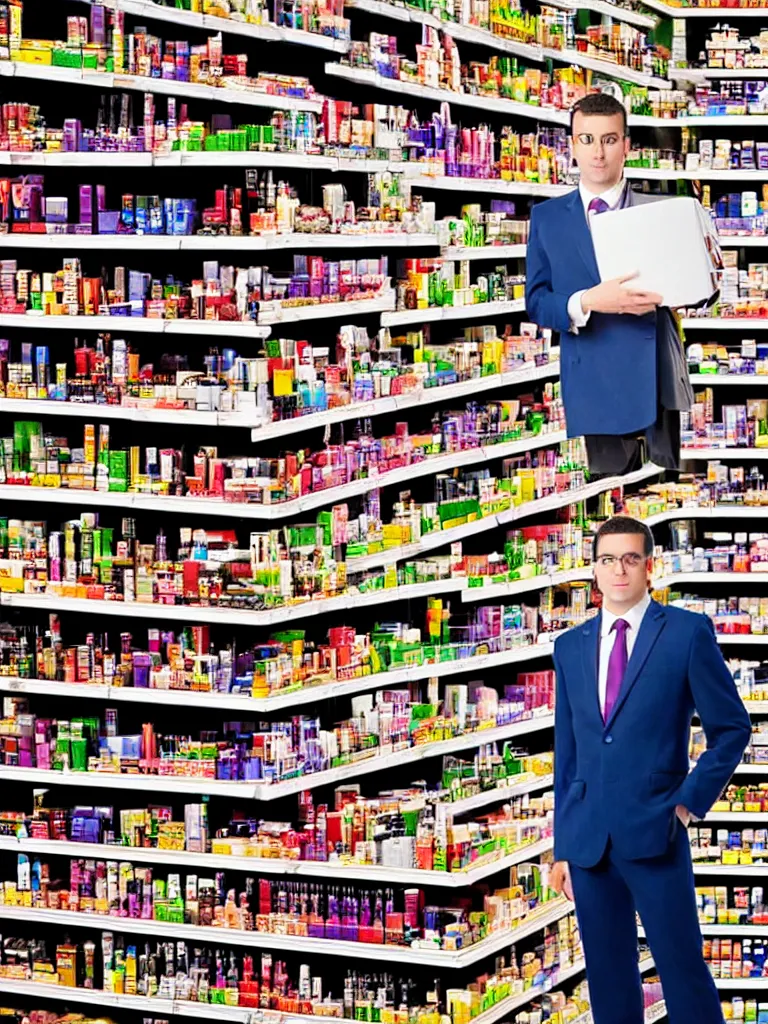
[574,132,625,148]
[596,553,646,570]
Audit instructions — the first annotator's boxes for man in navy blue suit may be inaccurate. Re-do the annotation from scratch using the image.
[550,516,751,1023]
[525,92,694,475]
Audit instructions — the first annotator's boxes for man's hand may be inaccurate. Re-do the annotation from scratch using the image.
[550,860,574,901]
[582,272,663,317]
[675,804,692,827]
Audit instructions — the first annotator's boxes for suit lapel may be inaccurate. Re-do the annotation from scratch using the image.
[581,613,603,725]
[566,188,601,284]
[604,600,667,731]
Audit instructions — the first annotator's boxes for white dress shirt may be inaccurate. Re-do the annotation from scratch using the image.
[567,178,627,332]
[598,589,651,717]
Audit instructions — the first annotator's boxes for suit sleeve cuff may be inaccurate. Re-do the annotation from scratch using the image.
[567,290,590,332]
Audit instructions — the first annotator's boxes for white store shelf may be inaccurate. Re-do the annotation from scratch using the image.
[0,715,556,801]
[343,0,664,81]
[448,773,554,816]
[677,115,768,125]
[643,505,768,526]
[0,60,323,113]
[733,760,768,771]
[0,232,438,251]
[639,921,768,936]
[324,63,571,125]
[461,567,593,602]
[681,318,768,329]
[249,359,561,442]
[642,0,768,15]
[672,68,768,81]
[689,373,768,383]
[346,463,662,573]
[0,899,574,967]
[571,1000,666,1024]
[74,0,351,51]
[693,862,768,874]
[0,361,559,437]
[680,447,768,459]
[654,570,768,587]
[714,977,768,988]
[0,313,271,338]
[538,0,657,29]
[258,293,396,326]
[398,173,572,197]
[719,237,768,246]
[0,981,175,1016]
[705,811,768,821]
[380,298,526,328]
[627,167,768,180]
[0,833,552,887]
[441,244,527,261]
[0,641,557,714]
[0,433,564,521]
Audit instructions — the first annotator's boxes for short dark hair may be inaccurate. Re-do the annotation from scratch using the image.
[594,516,653,558]
[570,92,628,136]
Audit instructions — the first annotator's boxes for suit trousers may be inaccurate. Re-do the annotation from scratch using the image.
[569,826,722,1024]
[584,404,681,476]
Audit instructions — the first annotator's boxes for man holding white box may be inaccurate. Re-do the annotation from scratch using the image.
[525,93,702,475]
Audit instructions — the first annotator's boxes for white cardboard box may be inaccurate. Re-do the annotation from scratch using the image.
[589,196,721,308]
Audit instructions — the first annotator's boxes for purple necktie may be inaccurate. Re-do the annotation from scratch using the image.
[588,196,610,216]
[604,618,629,722]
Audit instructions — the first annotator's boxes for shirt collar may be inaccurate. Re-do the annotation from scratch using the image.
[601,591,652,638]
[579,178,626,216]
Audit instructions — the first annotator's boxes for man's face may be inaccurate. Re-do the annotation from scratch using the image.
[593,532,651,611]
[571,110,629,192]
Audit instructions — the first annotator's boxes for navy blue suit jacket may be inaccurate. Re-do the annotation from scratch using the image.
[553,601,751,868]
[525,188,660,438]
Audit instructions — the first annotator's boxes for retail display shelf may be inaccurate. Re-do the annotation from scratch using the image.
[346,463,662,573]
[441,244,528,261]
[73,0,351,51]
[680,318,768,329]
[257,293,396,325]
[705,811,768,821]
[745,702,768,714]
[642,0,768,14]
[380,298,527,327]
[0,833,553,888]
[342,0,664,83]
[0,643,560,713]
[654,570,768,587]
[396,173,572,197]
[0,715,556,800]
[641,922,768,937]
[718,236,768,246]
[681,447,768,459]
[0,313,273,338]
[626,167,768,180]
[0,960,611,1024]
[571,999,666,1024]
[0,433,567,520]
[693,862,768,875]
[732,761,768,771]
[448,773,555,816]
[0,232,439,251]
[538,0,657,28]
[643,505,768,526]
[0,361,559,437]
[713,977,768,988]
[711,637,768,646]
[677,115,768,126]
[671,67,768,81]
[460,567,593,602]
[0,898,574,967]
[248,358,562,441]
[688,373,768,383]
[0,60,324,113]
[324,63,572,124]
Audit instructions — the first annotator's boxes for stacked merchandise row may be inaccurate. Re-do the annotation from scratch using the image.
[1,1,768,1024]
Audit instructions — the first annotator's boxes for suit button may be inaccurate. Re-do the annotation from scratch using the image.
[604,735,613,744]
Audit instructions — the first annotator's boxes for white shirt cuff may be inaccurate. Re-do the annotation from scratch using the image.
[567,290,590,332]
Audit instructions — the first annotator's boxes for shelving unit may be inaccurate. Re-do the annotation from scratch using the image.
[6,0,767,1020]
